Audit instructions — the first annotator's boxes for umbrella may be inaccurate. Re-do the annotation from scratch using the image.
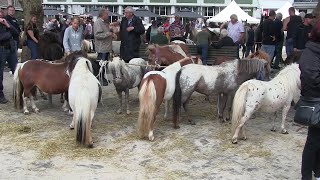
[134,8,160,17]
[171,8,203,18]
[43,8,69,16]
[84,10,122,17]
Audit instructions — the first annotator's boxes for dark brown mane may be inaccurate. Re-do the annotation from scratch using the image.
[238,58,266,74]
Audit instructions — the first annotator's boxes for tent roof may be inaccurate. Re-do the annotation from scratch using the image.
[259,0,289,10]
[83,10,121,17]
[44,8,69,16]
[276,1,299,18]
[171,8,203,18]
[134,8,160,17]
[207,0,259,24]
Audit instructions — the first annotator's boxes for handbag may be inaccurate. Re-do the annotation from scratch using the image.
[294,96,320,127]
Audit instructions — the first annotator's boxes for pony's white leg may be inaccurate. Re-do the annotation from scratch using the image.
[23,93,30,114]
[164,100,169,120]
[125,89,131,115]
[280,104,290,134]
[62,100,69,112]
[116,91,122,114]
[30,96,39,113]
[69,112,76,129]
[271,112,277,132]
[148,130,154,141]
[232,110,253,144]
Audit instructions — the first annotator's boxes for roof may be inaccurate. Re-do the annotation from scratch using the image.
[83,10,121,17]
[171,8,203,18]
[134,8,160,18]
[276,1,299,18]
[259,0,292,10]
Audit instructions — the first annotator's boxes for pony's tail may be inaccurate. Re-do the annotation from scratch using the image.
[138,79,156,139]
[13,63,23,109]
[231,82,249,134]
[173,70,182,127]
[75,90,92,147]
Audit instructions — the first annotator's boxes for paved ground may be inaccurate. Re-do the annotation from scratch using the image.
[0,62,307,179]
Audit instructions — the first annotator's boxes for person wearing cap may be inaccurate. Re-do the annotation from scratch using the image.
[195,26,211,65]
[169,15,185,39]
[150,27,168,46]
[293,13,315,51]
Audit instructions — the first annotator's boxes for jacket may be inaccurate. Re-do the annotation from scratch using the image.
[120,16,145,62]
[0,22,19,49]
[63,26,83,53]
[299,41,320,98]
[93,18,112,53]
[4,15,21,41]
[293,24,312,50]
[211,36,235,49]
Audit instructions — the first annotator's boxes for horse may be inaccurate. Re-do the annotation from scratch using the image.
[138,57,197,141]
[170,40,189,54]
[110,22,120,41]
[68,57,101,148]
[146,44,202,67]
[248,50,272,79]
[13,51,87,114]
[284,51,302,65]
[172,58,268,126]
[108,57,146,114]
[38,31,64,61]
[231,63,301,144]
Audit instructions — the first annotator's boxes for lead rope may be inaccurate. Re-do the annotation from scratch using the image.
[96,60,111,85]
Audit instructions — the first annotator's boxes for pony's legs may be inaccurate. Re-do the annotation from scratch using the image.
[225,94,233,121]
[217,94,227,122]
[271,112,277,132]
[70,112,76,129]
[39,89,48,100]
[48,94,53,105]
[22,93,30,114]
[125,89,131,115]
[62,100,69,112]
[240,126,247,140]
[183,100,196,125]
[232,108,254,144]
[30,96,39,113]
[60,93,64,103]
[164,100,169,120]
[116,91,122,114]
[280,104,290,134]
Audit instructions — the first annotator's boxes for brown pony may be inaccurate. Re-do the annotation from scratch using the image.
[13,51,87,114]
[110,22,120,41]
[248,50,271,80]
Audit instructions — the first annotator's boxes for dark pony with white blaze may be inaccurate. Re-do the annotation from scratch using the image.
[108,57,146,114]
[138,57,197,141]
[68,57,102,148]
[173,58,268,126]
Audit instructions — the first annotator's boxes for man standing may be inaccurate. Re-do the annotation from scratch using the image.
[283,7,302,57]
[4,5,20,73]
[0,12,19,103]
[120,6,145,63]
[225,14,245,59]
[273,13,284,69]
[169,15,185,39]
[195,26,211,65]
[261,10,276,63]
[293,13,314,51]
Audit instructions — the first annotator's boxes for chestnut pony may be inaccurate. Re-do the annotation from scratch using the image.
[13,51,86,114]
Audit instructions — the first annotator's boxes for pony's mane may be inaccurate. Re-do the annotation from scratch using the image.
[248,50,270,60]
[237,58,266,74]
[273,63,300,92]
[168,45,187,57]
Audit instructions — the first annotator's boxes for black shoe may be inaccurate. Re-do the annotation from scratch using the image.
[102,79,109,86]
[0,97,8,104]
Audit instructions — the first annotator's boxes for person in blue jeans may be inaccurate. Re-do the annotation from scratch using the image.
[26,15,39,59]
[245,24,256,57]
[195,26,211,65]
[261,10,276,63]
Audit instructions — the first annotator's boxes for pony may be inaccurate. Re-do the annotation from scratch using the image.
[138,57,197,141]
[110,22,121,41]
[231,63,301,144]
[248,50,272,79]
[68,57,101,148]
[13,51,87,114]
[284,51,302,65]
[173,58,268,125]
[38,31,64,61]
[108,57,146,114]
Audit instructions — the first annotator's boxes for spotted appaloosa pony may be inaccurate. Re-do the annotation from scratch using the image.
[13,51,86,114]
[231,63,301,144]
[68,57,101,148]
[108,57,146,114]
[138,57,197,141]
[173,58,267,126]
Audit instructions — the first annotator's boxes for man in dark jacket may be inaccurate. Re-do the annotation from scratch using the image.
[211,29,235,49]
[272,13,284,69]
[120,6,145,63]
[293,13,314,51]
[261,10,276,63]
[0,13,19,103]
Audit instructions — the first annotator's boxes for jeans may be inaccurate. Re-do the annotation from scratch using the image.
[273,41,283,67]
[97,52,109,61]
[6,41,18,72]
[261,44,275,62]
[245,45,255,57]
[27,39,39,59]
[0,47,10,97]
[301,127,320,180]
[196,44,208,65]
[286,38,294,57]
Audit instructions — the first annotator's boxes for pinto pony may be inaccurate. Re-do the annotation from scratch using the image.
[108,57,146,114]
[68,57,101,148]
[13,51,86,114]
[231,63,301,144]
[138,57,197,141]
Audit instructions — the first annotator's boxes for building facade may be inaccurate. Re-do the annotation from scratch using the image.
[293,0,318,13]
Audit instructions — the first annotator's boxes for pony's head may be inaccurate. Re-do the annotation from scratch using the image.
[109,57,127,85]
[248,50,271,80]
[238,58,268,81]
[146,44,187,67]
[66,52,92,76]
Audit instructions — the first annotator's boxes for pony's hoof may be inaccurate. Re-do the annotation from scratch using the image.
[116,110,122,114]
[24,110,30,115]
[33,108,40,113]
[63,108,69,112]
[241,136,247,141]
[271,127,276,132]
[231,139,238,144]
[41,95,48,100]
[87,144,94,148]
[69,124,74,130]
[226,117,230,121]
[281,129,289,134]
[126,110,131,115]
[68,110,73,116]
[60,99,64,103]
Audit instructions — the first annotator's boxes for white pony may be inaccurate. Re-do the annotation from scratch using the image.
[68,57,101,148]
[231,63,301,144]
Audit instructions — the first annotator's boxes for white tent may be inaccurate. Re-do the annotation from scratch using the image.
[276,1,299,18]
[207,0,259,24]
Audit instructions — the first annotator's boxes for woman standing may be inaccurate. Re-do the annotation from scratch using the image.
[63,17,83,55]
[299,20,320,180]
[26,15,39,59]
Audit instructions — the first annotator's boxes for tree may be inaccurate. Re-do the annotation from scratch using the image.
[18,0,43,61]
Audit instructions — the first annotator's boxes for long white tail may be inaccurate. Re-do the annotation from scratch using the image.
[13,63,23,109]
[138,79,157,138]
[231,82,249,134]
[75,89,92,146]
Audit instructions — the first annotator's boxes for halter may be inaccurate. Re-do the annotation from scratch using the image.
[96,60,111,84]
